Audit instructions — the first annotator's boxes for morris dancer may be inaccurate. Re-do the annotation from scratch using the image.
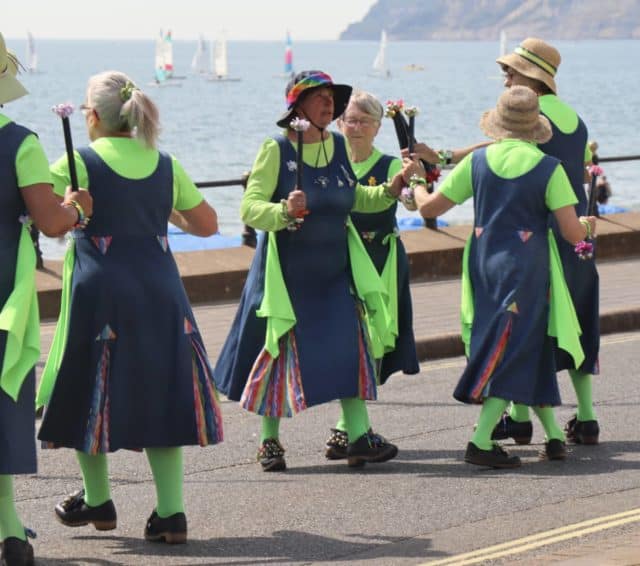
[415,86,596,468]
[37,70,221,545]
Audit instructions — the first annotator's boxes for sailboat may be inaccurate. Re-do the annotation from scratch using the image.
[25,32,38,73]
[499,29,508,57]
[191,35,208,75]
[370,30,390,78]
[149,30,183,87]
[274,30,294,78]
[208,33,241,82]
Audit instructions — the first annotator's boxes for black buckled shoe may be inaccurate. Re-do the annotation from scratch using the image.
[542,438,567,461]
[464,442,522,469]
[565,415,600,445]
[325,428,348,460]
[144,510,187,544]
[1,537,34,566]
[257,438,286,472]
[346,431,398,468]
[491,412,533,445]
[54,489,117,531]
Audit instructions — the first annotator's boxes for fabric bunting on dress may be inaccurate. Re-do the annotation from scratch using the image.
[187,319,223,445]
[240,330,306,417]
[157,235,169,252]
[83,324,117,454]
[91,236,113,255]
[518,230,533,243]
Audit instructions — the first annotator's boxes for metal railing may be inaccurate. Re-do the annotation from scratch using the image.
[197,154,640,248]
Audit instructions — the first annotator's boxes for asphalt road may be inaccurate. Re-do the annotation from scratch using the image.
[13,330,640,565]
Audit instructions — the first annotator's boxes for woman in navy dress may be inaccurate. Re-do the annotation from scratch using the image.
[37,71,221,544]
[214,71,416,471]
[0,33,92,566]
[323,90,419,460]
[416,87,596,468]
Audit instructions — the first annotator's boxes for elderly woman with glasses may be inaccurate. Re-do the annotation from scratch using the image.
[214,71,419,472]
[37,70,222,545]
[318,90,420,461]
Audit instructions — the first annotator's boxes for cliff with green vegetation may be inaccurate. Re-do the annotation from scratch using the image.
[340,0,640,40]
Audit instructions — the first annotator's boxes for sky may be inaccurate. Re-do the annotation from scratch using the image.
[5,0,376,41]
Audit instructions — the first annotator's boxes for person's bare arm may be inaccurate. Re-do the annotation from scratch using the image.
[553,206,596,245]
[170,200,218,237]
[22,184,93,237]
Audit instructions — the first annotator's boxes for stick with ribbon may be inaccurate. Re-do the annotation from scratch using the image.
[51,103,79,191]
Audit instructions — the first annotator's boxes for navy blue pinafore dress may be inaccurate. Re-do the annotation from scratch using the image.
[0,123,36,474]
[38,148,222,453]
[214,133,378,416]
[540,114,599,374]
[350,154,419,382]
[454,149,562,406]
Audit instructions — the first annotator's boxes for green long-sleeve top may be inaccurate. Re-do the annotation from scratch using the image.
[241,133,397,231]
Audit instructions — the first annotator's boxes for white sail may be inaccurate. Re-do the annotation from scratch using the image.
[500,29,508,57]
[372,30,387,74]
[213,34,228,79]
[191,35,207,74]
[26,31,37,72]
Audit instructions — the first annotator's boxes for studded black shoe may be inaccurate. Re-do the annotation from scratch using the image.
[144,510,187,544]
[346,431,398,468]
[54,489,117,530]
[325,428,348,460]
[257,438,287,471]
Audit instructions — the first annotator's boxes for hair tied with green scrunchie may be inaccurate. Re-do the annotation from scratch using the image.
[120,81,137,102]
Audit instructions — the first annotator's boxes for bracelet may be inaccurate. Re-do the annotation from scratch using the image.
[383,181,397,199]
[579,218,592,239]
[438,149,453,167]
[409,174,427,187]
[63,200,90,229]
[280,198,303,231]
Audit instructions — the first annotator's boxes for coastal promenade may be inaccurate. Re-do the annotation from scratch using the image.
[20,211,640,565]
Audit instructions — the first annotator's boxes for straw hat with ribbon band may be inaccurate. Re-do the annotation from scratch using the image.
[0,32,28,105]
[276,70,352,128]
[479,85,552,144]
[497,37,561,94]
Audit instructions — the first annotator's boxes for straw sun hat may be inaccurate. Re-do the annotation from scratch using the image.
[479,85,552,144]
[497,37,561,94]
[0,32,28,105]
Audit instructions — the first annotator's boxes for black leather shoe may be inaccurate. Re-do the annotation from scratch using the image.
[257,438,286,471]
[491,412,533,445]
[464,442,521,468]
[565,415,600,444]
[54,489,117,530]
[346,431,398,468]
[325,428,348,460]
[543,438,567,460]
[1,537,34,566]
[144,510,187,544]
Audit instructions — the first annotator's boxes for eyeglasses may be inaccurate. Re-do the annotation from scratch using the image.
[342,117,378,128]
[79,103,93,116]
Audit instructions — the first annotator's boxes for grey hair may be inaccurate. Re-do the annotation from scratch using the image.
[87,71,160,148]
[347,89,384,121]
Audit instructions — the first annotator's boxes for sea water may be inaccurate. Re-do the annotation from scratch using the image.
[6,38,640,258]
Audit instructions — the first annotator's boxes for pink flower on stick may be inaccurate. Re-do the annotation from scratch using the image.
[51,103,75,119]
[52,102,79,190]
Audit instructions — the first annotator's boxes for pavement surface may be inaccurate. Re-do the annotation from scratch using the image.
[17,256,640,565]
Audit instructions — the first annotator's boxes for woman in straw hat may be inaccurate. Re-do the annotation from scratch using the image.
[37,70,221,545]
[0,32,92,566]
[214,70,418,471]
[319,90,420,462]
[492,37,601,447]
[414,86,596,468]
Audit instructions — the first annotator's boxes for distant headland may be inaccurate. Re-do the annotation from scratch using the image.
[340,0,640,40]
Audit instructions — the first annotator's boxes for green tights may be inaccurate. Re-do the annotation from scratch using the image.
[0,475,26,541]
[76,448,184,518]
[509,370,596,423]
[471,397,565,449]
[261,397,370,444]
